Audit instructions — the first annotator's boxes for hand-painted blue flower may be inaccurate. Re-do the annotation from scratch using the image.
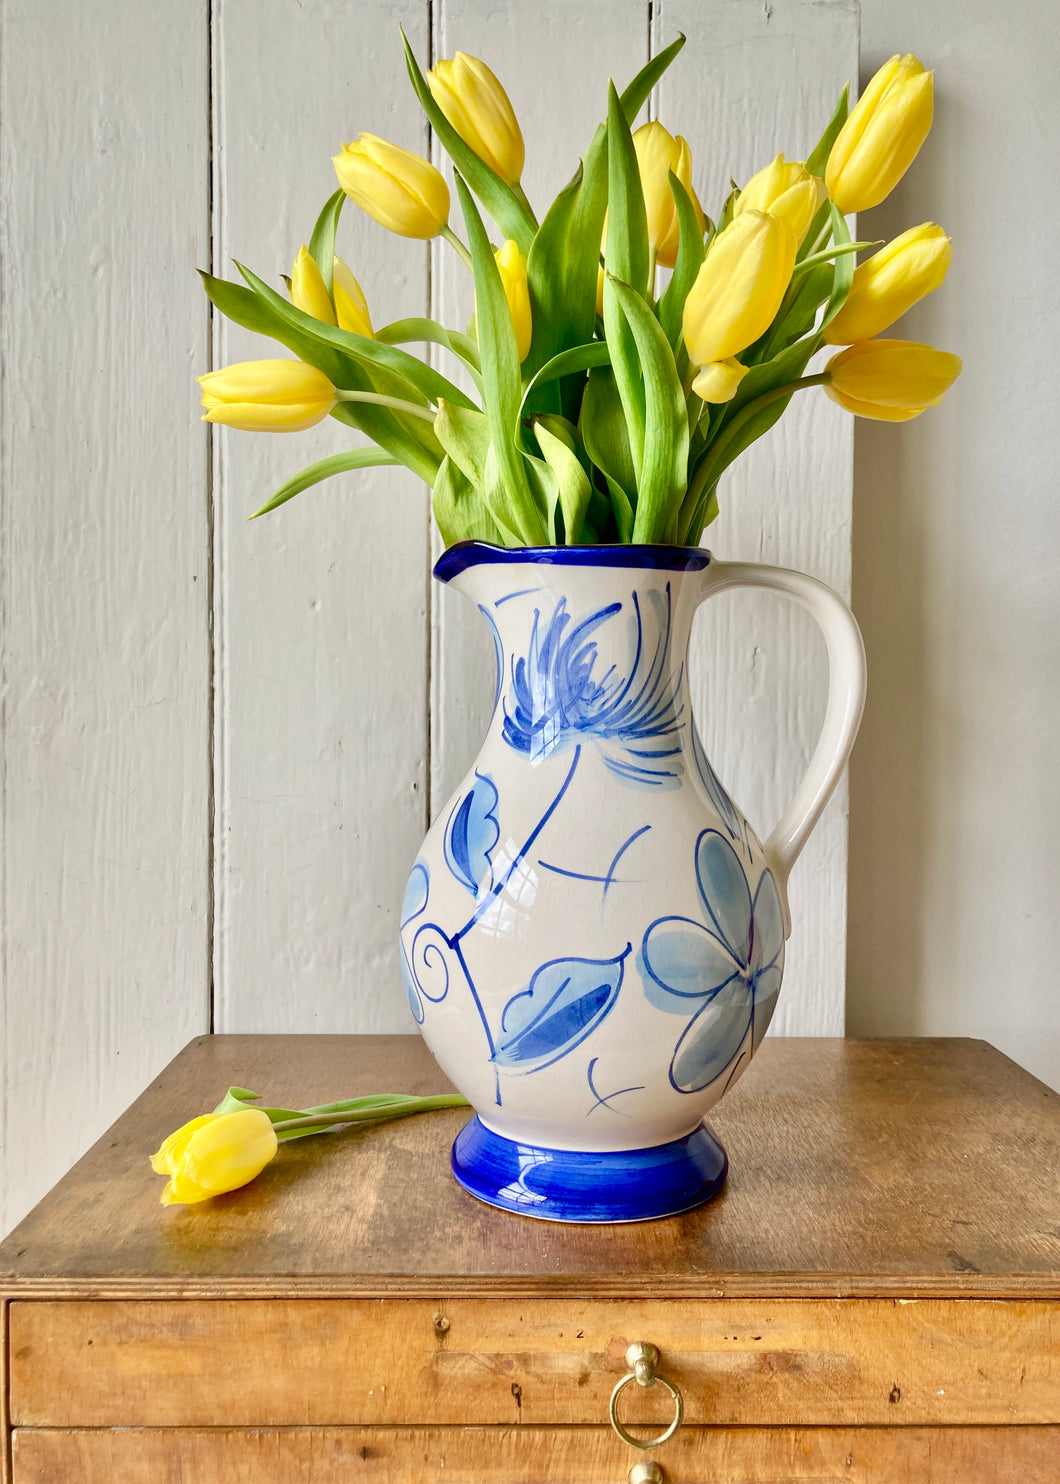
[491,946,632,1074]
[640,831,784,1093]
[501,588,683,785]
[399,861,430,1023]
[444,772,500,896]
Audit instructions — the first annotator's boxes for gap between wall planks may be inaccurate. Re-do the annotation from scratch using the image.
[0,0,213,1236]
[430,0,859,1038]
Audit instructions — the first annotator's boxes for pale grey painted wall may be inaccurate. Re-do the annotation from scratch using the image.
[847,0,1060,1089]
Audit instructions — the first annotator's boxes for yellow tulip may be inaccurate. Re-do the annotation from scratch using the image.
[427,51,524,185]
[682,209,797,402]
[825,338,962,420]
[824,223,952,344]
[826,54,934,214]
[494,239,532,361]
[290,245,335,325]
[691,358,748,403]
[333,134,449,239]
[332,255,374,338]
[150,1109,278,1206]
[632,121,706,269]
[198,359,336,432]
[735,154,823,247]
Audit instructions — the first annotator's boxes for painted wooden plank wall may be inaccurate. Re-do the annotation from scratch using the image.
[0,0,858,1235]
[0,0,212,1234]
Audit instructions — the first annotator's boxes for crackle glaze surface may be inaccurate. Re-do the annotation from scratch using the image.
[401,545,789,1156]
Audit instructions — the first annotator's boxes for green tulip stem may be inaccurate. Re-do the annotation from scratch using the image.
[688,371,831,516]
[647,245,658,302]
[271,1092,469,1135]
[440,224,474,270]
[792,239,880,277]
[333,389,437,423]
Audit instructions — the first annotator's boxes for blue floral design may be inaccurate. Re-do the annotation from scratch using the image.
[640,830,784,1093]
[444,771,500,896]
[491,946,632,1074]
[502,587,684,786]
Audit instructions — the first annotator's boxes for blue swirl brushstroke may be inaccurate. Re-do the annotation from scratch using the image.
[500,586,684,785]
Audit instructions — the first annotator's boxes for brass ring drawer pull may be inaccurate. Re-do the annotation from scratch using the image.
[609,1341,684,1450]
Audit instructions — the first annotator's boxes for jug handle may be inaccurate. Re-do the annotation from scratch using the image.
[697,560,867,938]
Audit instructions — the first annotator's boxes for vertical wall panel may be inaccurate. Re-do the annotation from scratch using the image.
[213,0,432,1033]
[656,0,859,1035]
[0,2,211,1232]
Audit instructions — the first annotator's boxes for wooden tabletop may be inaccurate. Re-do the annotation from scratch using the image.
[1,1036,1057,1301]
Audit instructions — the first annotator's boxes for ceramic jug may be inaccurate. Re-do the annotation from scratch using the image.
[400,542,866,1222]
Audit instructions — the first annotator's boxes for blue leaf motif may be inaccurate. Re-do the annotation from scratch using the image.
[444,772,500,896]
[491,946,632,1073]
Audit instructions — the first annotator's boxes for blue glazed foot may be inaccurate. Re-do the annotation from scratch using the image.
[451,1117,727,1224]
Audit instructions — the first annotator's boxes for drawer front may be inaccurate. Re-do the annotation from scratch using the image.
[11,1426,1060,1484]
[9,1297,1059,1428]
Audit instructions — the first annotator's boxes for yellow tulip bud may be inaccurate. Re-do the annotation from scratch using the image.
[596,262,605,319]
[333,134,449,239]
[735,154,823,247]
[682,209,798,368]
[491,239,532,361]
[632,121,706,269]
[198,359,336,432]
[826,54,934,214]
[150,1109,278,1206]
[332,255,374,338]
[825,338,962,420]
[691,357,749,404]
[823,223,952,344]
[427,51,525,185]
[290,245,335,325]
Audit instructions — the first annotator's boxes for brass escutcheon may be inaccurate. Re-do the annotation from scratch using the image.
[609,1341,685,1450]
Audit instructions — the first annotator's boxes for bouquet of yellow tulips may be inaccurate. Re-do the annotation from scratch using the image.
[198,35,960,545]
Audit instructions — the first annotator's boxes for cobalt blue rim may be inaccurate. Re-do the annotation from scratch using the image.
[450,1115,728,1224]
[434,540,711,584]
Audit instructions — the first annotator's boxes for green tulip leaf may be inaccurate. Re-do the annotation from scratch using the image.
[400,27,537,253]
[603,473,635,543]
[579,365,638,503]
[455,172,546,544]
[818,203,855,332]
[658,171,707,352]
[250,448,399,519]
[534,412,593,479]
[432,454,506,547]
[307,188,345,296]
[602,85,650,478]
[607,275,688,544]
[522,449,561,544]
[520,341,611,421]
[435,399,491,487]
[806,82,849,179]
[524,164,586,394]
[535,419,593,544]
[377,317,482,381]
[618,33,686,123]
[482,439,537,545]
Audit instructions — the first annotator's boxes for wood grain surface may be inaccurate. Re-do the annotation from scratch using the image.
[10,1295,1057,1428]
[11,1426,1060,1484]
[1,1037,1057,1299]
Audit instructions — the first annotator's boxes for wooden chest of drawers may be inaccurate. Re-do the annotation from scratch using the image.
[2,1035,1057,1482]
